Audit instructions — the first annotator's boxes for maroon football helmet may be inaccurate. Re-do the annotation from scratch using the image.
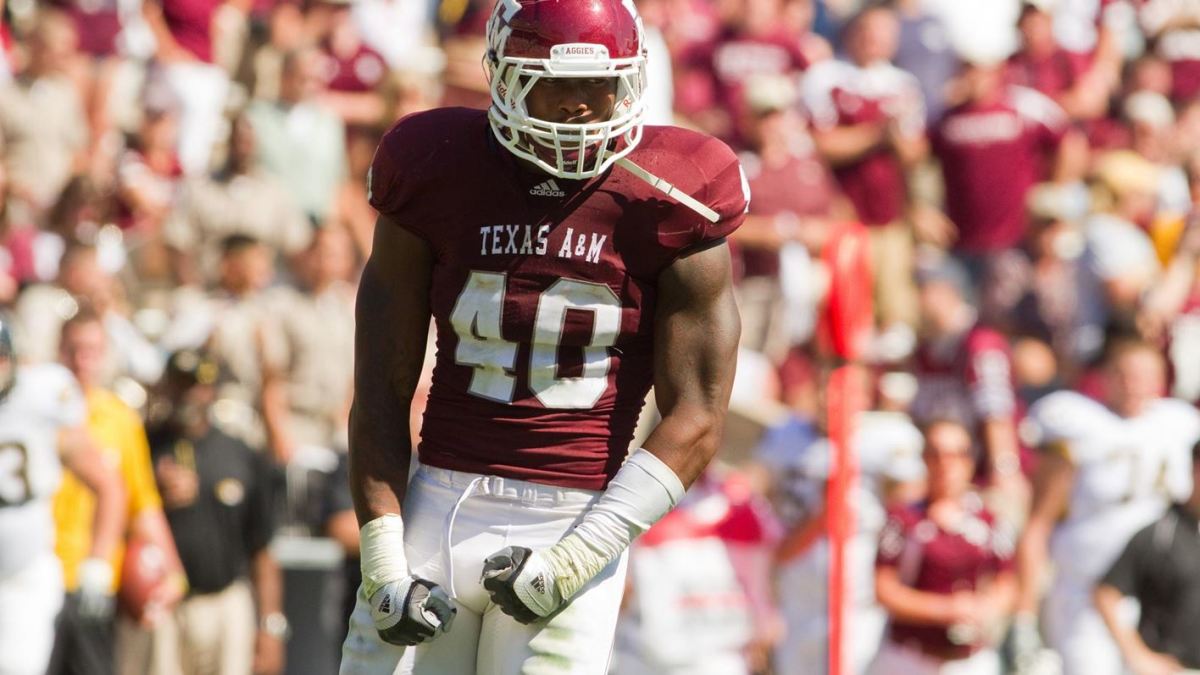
[484,0,648,179]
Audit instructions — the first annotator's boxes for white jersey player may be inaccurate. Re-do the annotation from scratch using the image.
[761,410,925,675]
[1016,341,1200,675]
[0,333,123,675]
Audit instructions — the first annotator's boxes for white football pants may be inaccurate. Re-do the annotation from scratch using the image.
[0,552,63,675]
[340,464,628,675]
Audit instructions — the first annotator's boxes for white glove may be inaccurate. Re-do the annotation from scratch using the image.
[369,576,457,646]
[77,557,115,620]
[360,515,456,646]
[481,546,560,624]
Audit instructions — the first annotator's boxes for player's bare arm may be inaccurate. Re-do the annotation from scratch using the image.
[349,217,456,646]
[349,218,430,525]
[641,240,741,486]
[59,425,126,617]
[483,241,741,623]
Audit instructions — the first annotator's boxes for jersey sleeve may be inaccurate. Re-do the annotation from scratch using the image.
[683,136,750,249]
[366,111,447,242]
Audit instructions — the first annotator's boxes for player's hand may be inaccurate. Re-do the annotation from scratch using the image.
[481,546,562,624]
[77,557,115,620]
[369,576,457,646]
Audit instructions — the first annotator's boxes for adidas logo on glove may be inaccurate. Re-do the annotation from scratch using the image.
[529,179,565,197]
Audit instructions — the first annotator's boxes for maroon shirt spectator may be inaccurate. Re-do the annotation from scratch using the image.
[913,258,1026,484]
[677,28,808,145]
[1006,4,1091,101]
[157,0,221,63]
[319,42,386,93]
[801,7,924,227]
[874,420,1016,669]
[913,324,1016,430]
[932,79,1069,253]
[876,497,1014,660]
[737,116,837,278]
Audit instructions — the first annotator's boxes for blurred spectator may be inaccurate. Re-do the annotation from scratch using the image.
[802,5,927,333]
[141,0,234,175]
[260,227,355,465]
[1080,151,1163,330]
[114,88,185,234]
[872,419,1017,675]
[1123,90,1191,217]
[1094,440,1200,674]
[763,372,925,675]
[146,348,284,675]
[911,257,1025,504]
[309,0,389,127]
[160,234,282,449]
[1016,340,1200,675]
[675,0,812,143]
[613,469,782,675]
[164,114,311,287]
[246,47,347,224]
[50,309,186,675]
[932,48,1082,279]
[15,242,164,385]
[1007,0,1112,120]
[732,76,843,360]
[331,126,380,260]
[1138,0,1200,102]
[988,183,1096,371]
[349,0,436,74]
[890,0,959,125]
[0,9,88,218]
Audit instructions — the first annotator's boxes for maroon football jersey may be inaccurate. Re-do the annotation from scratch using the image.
[931,87,1068,253]
[802,59,924,227]
[368,108,747,490]
[876,497,1015,658]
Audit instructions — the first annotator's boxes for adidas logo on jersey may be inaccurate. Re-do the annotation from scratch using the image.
[529,179,565,197]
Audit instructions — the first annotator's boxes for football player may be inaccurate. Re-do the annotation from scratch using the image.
[1015,340,1200,675]
[0,318,124,675]
[339,0,746,672]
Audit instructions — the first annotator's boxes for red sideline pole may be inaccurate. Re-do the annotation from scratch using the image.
[820,224,872,675]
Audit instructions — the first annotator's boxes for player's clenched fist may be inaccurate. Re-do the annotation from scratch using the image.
[481,546,561,624]
[360,514,456,646]
[369,576,457,645]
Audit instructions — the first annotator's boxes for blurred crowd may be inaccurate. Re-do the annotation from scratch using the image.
[5,0,1200,673]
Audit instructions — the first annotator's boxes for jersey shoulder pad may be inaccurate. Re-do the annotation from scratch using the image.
[367,107,489,236]
[1024,390,1110,462]
[14,363,86,428]
[632,126,749,254]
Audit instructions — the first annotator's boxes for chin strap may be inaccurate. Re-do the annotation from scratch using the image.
[616,157,720,224]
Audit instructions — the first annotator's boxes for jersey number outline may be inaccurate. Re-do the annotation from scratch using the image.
[0,442,32,507]
[449,271,622,409]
